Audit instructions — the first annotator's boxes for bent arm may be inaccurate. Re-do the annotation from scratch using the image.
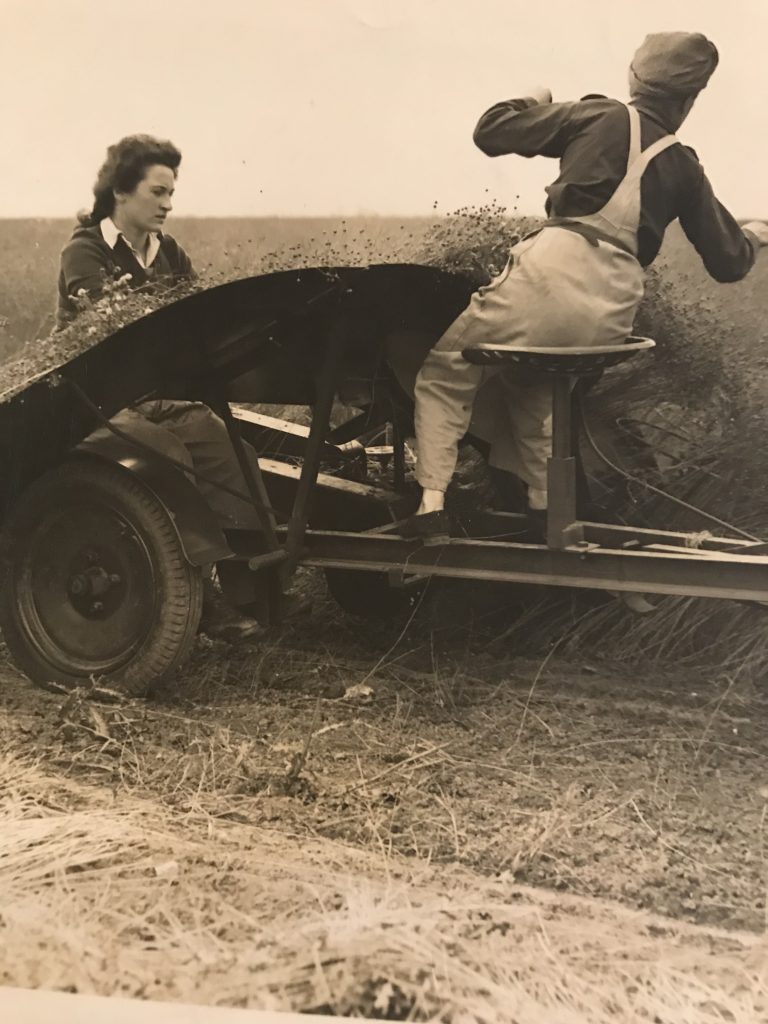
[679,170,758,283]
[473,96,575,159]
[59,237,115,301]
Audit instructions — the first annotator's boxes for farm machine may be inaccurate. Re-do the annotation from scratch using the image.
[1,264,767,695]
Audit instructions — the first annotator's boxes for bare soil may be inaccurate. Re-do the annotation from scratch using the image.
[3,571,767,937]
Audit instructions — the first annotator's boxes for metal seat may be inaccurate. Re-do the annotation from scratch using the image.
[460,335,656,549]
[461,336,655,376]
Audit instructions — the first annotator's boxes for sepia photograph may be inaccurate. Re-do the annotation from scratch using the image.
[1,0,767,1020]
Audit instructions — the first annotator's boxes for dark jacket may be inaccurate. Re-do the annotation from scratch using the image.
[473,95,756,281]
[57,222,194,326]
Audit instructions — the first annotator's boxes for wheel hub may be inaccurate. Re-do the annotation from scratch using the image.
[67,560,124,617]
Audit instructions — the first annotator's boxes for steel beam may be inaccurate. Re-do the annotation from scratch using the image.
[289,529,768,603]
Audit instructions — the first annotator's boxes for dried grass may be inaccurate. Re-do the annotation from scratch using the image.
[2,733,767,1022]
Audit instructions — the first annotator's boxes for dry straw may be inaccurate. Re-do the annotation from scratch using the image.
[1,738,766,1021]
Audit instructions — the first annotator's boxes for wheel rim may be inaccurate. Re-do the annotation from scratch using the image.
[15,500,157,677]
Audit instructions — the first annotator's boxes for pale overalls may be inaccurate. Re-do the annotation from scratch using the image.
[413,105,678,509]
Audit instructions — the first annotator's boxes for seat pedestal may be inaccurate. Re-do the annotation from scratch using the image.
[461,336,656,548]
[546,376,583,548]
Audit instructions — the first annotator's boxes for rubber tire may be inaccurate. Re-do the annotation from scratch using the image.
[316,501,426,619]
[324,563,426,620]
[0,459,203,697]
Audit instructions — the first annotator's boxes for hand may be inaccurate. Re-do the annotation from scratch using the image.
[525,86,553,105]
[742,220,768,247]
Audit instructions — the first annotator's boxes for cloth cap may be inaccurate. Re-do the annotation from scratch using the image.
[630,32,719,98]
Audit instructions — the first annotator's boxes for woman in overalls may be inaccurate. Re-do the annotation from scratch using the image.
[405,31,768,540]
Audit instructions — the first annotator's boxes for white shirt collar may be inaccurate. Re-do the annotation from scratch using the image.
[100,217,161,269]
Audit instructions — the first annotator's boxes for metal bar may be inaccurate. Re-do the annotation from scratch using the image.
[231,407,351,461]
[247,549,290,571]
[391,415,406,491]
[215,399,286,622]
[214,397,281,552]
[722,541,768,555]
[547,457,580,549]
[551,377,573,459]
[284,317,348,565]
[578,520,762,553]
[434,509,763,554]
[547,375,578,548]
[260,457,402,504]
[452,509,531,539]
[214,397,285,622]
[287,529,768,603]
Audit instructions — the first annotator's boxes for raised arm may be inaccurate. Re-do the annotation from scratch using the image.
[473,87,576,159]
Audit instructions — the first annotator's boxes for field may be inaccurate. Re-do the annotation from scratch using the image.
[1,217,768,1021]
[0,216,438,353]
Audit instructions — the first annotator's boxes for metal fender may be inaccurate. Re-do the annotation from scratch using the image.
[74,435,232,567]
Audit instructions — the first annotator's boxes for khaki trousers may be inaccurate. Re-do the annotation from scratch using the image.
[100,401,263,530]
[413,229,645,508]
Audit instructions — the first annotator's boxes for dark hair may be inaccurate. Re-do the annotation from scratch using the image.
[78,134,182,226]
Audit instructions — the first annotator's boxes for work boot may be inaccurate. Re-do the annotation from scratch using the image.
[200,577,265,643]
[398,509,451,545]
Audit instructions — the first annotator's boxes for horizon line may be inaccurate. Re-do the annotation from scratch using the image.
[0,210,539,221]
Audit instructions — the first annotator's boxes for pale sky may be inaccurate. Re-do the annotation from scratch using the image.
[2,0,765,218]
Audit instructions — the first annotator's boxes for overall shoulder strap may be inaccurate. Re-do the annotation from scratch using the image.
[626,105,642,168]
[631,132,680,175]
[625,104,679,174]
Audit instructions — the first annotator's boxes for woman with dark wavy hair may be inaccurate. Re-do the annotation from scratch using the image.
[56,135,305,640]
[57,134,193,325]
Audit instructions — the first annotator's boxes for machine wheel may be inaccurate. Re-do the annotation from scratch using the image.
[323,563,426,620]
[0,459,203,696]
[318,502,427,619]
